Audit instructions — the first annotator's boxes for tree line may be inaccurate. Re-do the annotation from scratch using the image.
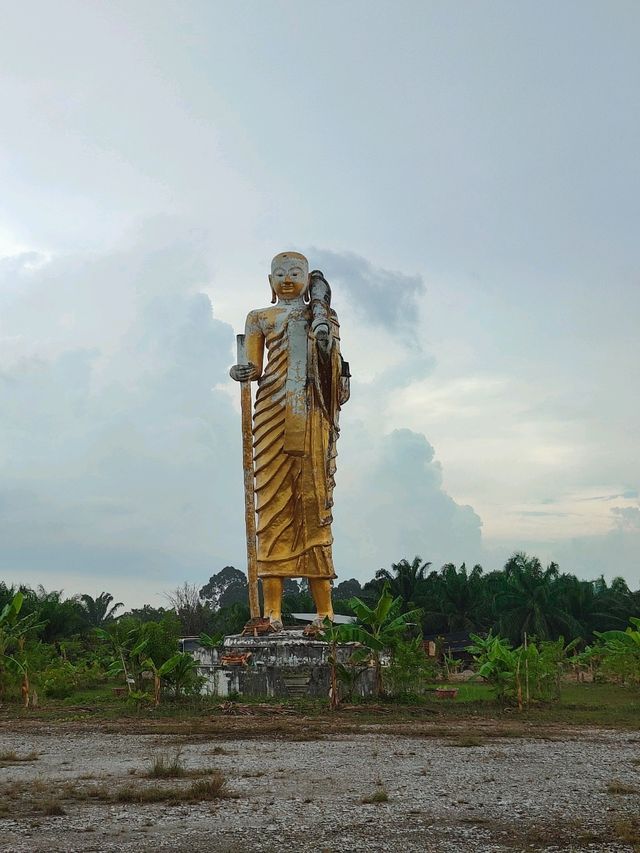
[3,551,637,648]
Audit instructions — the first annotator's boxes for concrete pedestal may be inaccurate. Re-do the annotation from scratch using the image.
[183,629,375,699]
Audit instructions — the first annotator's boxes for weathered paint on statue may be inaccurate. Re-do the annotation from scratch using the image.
[230,252,350,628]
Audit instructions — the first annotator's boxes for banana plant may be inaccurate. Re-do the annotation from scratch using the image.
[95,624,148,694]
[141,653,184,705]
[317,619,369,709]
[467,632,579,706]
[198,631,223,649]
[336,584,423,697]
[594,617,640,684]
[165,652,200,698]
[0,592,46,704]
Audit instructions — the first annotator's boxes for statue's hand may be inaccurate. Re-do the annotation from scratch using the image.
[314,324,331,355]
[229,362,258,382]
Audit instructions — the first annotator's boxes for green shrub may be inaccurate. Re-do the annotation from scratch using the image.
[385,638,437,698]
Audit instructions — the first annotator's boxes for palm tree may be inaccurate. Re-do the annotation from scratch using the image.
[434,562,487,632]
[25,586,86,642]
[80,592,124,627]
[374,556,431,610]
[556,575,628,641]
[493,552,577,644]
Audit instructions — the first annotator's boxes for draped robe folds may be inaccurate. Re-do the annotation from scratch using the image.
[250,305,346,579]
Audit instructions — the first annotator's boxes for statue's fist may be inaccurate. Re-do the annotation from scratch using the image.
[314,323,331,354]
[230,362,258,382]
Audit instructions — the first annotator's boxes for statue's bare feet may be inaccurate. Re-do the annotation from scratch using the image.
[304,615,330,637]
[269,617,283,633]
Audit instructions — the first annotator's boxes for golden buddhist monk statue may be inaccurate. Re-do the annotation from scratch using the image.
[230,252,350,630]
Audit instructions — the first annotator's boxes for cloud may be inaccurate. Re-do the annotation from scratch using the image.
[611,506,640,532]
[310,248,426,336]
[485,502,640,588]
[333,427,484,574]
[7,228,633,600]
[0,221,246,595]
[0,227,489,601]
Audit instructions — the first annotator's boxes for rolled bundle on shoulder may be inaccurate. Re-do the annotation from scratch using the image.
[309,270,331,334]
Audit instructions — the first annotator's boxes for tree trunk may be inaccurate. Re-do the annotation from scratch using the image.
[21,672,30,709]
[329,645,339,711]
[374,653,383,698]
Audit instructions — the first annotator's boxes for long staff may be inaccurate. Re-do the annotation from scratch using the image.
[236,334,260,620]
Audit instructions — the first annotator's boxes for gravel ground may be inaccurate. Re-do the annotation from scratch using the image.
[0,724,639,852]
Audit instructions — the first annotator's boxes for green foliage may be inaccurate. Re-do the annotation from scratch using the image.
[1,549,639,709]
[372,557,431,610]
[359,553,639,648]
[0,592,48,703]
[164,652,204,697]
[0,592,47,650]
[80,592,124,627]
[209,602,250,636]
[466,631,579,706]
[348,584,422,650]
[122,604,171,623]
[199,567,247,609]
[342,583,423,697]
[198,632,223,649]
[138,613,182,667]
[594,617,640,684]
[466,632,517,703]
[41,658,106,698]
[23,588,87,642]
[317,618,366,709]
[385,637,437,698]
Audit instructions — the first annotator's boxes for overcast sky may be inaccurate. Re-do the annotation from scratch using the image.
[1,1,638,606]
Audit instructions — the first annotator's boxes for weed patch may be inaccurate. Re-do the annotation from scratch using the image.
[145,749,223,780]
[186,775,229,801]
[362,784,389,804]
[115,772,230,803]
[41,799,66,816]
[0,750,39,764]
[147,750,187,778]
[115,784,174,803]
[611,815,640,845]
[606,780,638,795]
[445,735,485,747]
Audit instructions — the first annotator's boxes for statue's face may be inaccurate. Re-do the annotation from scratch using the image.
[269,254,309,300]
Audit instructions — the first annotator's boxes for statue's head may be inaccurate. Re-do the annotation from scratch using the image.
[269,251,309,303]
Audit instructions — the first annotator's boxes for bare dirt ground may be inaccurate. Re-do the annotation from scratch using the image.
[0,717,639,852]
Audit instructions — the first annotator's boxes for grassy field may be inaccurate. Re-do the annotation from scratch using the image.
[1,681,638,736]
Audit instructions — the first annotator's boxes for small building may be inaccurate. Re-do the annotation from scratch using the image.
[423,631,474,668]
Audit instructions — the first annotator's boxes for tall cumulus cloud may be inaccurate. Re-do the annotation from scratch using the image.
[0,221,244,593]
[1,229,485,602]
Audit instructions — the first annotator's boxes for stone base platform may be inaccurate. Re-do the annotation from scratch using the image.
[182,629,375,699]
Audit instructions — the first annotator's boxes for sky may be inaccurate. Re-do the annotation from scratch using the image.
[1,1,638,606]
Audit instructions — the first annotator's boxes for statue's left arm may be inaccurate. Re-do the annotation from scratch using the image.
[329,310,351,408]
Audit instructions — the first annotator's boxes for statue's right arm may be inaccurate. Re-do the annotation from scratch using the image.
[229,310,264,382]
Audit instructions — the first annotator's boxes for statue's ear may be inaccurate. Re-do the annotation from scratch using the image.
[268,274,277,304]
[303,272,311,305]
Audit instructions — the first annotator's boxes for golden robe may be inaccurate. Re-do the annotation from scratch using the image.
[252,307,347,579]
